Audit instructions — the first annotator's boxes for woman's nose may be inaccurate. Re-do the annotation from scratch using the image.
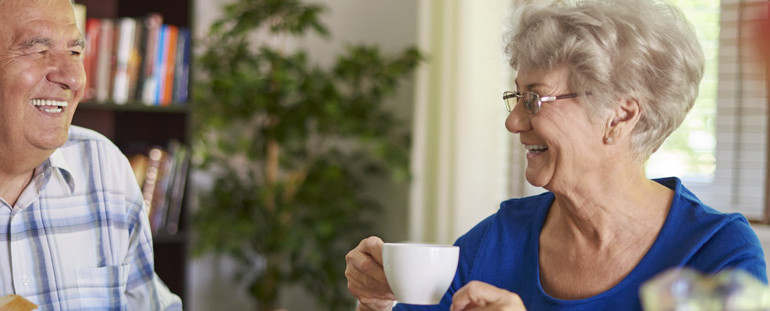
[505,100,532,133]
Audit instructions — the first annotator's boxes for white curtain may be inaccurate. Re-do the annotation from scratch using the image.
[409,0,516,244]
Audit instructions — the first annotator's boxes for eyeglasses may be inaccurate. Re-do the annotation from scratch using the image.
[503,91,582,114]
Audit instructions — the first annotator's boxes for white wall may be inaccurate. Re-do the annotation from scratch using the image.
[188,0,418,310]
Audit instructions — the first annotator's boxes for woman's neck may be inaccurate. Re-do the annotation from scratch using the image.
[545,166,673,249]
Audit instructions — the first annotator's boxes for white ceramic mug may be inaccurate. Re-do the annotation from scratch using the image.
[382,242,460,305]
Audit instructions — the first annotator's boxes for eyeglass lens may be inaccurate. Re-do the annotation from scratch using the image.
[504,92,540,114]
[523,92,540,114]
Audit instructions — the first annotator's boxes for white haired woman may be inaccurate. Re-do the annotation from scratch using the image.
[344,0,767,310]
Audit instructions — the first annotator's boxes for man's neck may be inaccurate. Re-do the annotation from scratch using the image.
[0,150,52,207]
[0,169,35,207]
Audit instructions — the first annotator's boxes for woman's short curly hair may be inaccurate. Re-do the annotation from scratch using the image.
[505,0,704,162]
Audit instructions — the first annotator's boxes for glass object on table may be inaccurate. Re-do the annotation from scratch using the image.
[640,267,770,311]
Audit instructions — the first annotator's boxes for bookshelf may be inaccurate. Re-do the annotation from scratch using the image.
[71,0,192,305]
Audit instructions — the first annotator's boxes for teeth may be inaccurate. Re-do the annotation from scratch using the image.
[524,144,548,151]
[31,99,67,113]
[31,99,68,107]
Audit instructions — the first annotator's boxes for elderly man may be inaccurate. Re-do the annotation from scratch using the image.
[0,0,181,309]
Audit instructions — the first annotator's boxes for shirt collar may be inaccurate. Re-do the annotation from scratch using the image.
[48,148,75,194]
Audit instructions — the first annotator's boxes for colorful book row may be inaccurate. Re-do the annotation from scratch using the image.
[83,14,191,106]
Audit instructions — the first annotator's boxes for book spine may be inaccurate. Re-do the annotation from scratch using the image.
[172,28,190,104]
[126,21,144,103]
[150,146,175,235]
[164,143,190,235]
[141,147,165,227]
[95,19,113,103]
[140,14,164,105]
[112,18,136,104]
[83,18,101,101]
[152,25,168,106]
[161,25,178,106]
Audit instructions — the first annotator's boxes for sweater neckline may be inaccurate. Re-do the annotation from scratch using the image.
[531,177,682,305]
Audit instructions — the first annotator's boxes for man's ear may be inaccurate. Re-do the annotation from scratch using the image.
[604,97,641,144]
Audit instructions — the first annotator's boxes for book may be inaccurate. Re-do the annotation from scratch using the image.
[138,13,163,105]
[83,18,101,101]
[149,145,174,234]
[128,153,149,188]
[164,143,190,235]
[141,147,166,234]
[161,25,178,106]
[144,24,165,105]
[172,28,191,104]
[94,19,114,102]
[112,18,137,104]
[151,25,169,106]
[126,22,145,103]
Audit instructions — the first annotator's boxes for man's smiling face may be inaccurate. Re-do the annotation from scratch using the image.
[0,0,85,159]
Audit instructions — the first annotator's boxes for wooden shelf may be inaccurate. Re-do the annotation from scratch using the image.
[78,102,189,113]
[73,0,193,305]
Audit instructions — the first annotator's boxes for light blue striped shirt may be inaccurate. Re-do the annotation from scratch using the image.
[0,126,182,310]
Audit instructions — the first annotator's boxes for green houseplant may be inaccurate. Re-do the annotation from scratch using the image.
[191,0,422,310]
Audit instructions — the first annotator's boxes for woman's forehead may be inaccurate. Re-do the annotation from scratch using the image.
[515,66,571,89]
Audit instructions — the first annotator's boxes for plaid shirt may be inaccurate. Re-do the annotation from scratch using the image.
[0,126,182,310]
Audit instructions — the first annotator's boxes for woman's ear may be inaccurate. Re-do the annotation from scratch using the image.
[604,97,641,144]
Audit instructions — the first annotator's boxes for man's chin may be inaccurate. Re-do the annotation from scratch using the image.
[30,130,70,151]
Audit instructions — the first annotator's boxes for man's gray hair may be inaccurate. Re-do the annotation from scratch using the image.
[0,0,78,7]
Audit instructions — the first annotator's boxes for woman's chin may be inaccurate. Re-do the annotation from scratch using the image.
[525,171,549,188]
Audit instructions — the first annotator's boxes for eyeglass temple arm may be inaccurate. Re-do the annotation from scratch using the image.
[546,92,592,101]
[503,93,518,100]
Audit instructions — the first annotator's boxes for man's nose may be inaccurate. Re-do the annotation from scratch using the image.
[46,52,86,92]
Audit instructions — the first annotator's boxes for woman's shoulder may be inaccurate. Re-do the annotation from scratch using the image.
[456,192,553,246]
[657,178,767,282]
[499,191,554,216]
[684,213,767,283]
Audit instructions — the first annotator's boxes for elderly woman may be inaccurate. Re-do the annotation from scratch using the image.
[345,0,767,310]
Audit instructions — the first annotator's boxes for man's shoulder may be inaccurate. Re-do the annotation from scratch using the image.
[62,125,123,155]
[65,125,113,145]
[57,125,129,173]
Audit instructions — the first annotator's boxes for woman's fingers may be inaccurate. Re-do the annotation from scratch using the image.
[450,281,526,311]
[345,236,397,310]
[345,257,394,299]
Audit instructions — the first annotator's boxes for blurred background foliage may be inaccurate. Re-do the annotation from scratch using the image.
[191,0,422,310]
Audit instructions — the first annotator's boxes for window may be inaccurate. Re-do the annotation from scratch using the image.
[647,0,768,220]
[646,0,720,182]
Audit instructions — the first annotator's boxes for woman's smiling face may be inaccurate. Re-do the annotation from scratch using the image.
[505,66,608,191]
